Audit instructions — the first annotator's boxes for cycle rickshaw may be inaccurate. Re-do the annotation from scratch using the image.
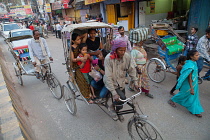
[7,35,62,99]
[146,23,186,83]
[61,22,164,140]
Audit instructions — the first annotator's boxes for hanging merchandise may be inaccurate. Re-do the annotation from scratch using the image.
[129,28,149,43]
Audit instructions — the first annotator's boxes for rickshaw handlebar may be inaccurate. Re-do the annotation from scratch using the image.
[40,61,53,66]
[119,88,142,103]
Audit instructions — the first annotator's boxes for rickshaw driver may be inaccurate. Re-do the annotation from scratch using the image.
[28,30,53,79]
[104,38,139,118]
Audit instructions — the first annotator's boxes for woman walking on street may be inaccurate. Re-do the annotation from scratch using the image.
[128,41,154,98]
[168,50,204,118]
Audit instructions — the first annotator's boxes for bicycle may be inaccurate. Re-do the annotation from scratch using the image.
[39,62,63,99]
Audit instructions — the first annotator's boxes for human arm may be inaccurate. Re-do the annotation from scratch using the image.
[81,33,88,43]
[78,61,86,69]
[127,56,138,88]
[88,50,101,56]
[94,65,105,75]
[189,35,198,45]
[188,72,194,95]
[104,57,118,96]
[28,40,35,63]
[197,39,210,61]
[99,42,104,49]
[42,38,53,61]
[176,65,182,77]
[71,51,87,63]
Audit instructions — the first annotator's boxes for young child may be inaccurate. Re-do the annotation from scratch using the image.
[77,43,96,100]
[170,56,187,95]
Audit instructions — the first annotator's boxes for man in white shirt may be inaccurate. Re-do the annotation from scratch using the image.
[56,22,62,39]
[116,26,132,52]
[28,30,53,79]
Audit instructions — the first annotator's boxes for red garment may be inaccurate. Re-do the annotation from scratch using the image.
[77,55,91,73]
[29,25,34,30]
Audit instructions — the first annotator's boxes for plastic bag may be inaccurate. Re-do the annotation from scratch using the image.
[89,68,102,82]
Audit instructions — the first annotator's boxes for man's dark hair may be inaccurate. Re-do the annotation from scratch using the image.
[118,26,124,31]
[192,27,198,32]
[187,50,198,60]
[101,49,109,58]
[78,43,87,51]
[88,28,97,34]
[178,56,187,65]
[205,27,210,34]
[33,30,39,35]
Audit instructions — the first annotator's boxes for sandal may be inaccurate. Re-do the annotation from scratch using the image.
[128,87,134,91]
[170,92,175,96]
[195,114,202,118]
[168,100,176,108]
[145,93,154,99]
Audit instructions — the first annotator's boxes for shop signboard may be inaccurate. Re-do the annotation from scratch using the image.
[46,3,52,13]
[0,3,7,14]
[62,0,70,9]
[85,0,104,5]
[10,6,26,16]
[52,1,62,10]
[121,0,135,2]
[75,2,90,10]
[24,5,33,15]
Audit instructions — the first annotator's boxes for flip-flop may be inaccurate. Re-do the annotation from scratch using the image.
[195,114,202,118]
[145,93,154,98]
[168,100,176,108]
[128,87,134,91]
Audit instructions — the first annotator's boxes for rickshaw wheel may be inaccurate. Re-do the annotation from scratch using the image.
[14,67,23,86]
[62,85,77,115]
[147,59,166,83]
[47,73,62,99]
[128,117,164,140]
[198,77,203,84]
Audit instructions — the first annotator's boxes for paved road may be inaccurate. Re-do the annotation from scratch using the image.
[0,35,210,140]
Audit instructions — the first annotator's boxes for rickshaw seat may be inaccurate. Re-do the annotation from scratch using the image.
[162,36,184,55]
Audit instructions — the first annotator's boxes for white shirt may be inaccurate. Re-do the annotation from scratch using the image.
[196,35,210,61]
[28,38,51,62]
[56,24,62,31]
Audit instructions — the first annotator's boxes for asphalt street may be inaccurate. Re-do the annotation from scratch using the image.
[0,34,209,140]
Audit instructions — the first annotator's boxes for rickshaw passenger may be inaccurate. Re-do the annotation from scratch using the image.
[77,43,96,99]
[70,33,92,98]
[91,50,109,102]
[28,30,53,79]
[86,29,103,56]
[104,38,139,115]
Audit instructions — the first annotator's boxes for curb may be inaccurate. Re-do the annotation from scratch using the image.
[0,66,24,140]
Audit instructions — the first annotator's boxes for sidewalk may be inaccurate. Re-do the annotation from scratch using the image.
[0,65,24,140]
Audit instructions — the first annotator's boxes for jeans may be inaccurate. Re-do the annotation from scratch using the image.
[91,79,108,98]
[204,69,210,77]
[196,57,204,75]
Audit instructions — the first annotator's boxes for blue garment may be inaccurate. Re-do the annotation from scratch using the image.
[196,56,204,74]
[171,60,204,114]
[91,79,108,98]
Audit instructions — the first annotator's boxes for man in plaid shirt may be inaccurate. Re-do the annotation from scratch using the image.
[196,28,210,75]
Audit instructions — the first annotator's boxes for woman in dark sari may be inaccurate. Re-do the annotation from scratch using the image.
[70,33,91,98]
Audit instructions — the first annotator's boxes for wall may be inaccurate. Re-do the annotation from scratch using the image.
[145,0,173,15]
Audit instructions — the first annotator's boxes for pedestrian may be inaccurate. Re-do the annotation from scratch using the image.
[128,41,154,98]
[116,26,132,52]
[168,50,204,118]
[196,27,210,75]
[28,30,53,79]
[56,22,62,39]
[103,38,139,119]
[184,27,198,55]
[29,23,34,31]
[169,56,187,95]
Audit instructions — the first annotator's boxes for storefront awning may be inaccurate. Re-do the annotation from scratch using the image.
[121,0,135,2]
[85,0,105,5]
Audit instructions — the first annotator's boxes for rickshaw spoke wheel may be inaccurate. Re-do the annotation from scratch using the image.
[128,117,163,140]
[47,73,62,99]
[14,67,23,86]
[147,60,166,83]
[62,85,77,115]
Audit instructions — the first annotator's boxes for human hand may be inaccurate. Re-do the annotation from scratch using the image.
[32,62,36,66]
[81,57,87,63]
[134,85,140,91]
[190,88,194,95]
[49,57,53,61]
[96,50,101,55]
[94,65,100,71]
[113,94,120,101]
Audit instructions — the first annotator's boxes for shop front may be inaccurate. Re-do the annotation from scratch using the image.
[104,0,135,31]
